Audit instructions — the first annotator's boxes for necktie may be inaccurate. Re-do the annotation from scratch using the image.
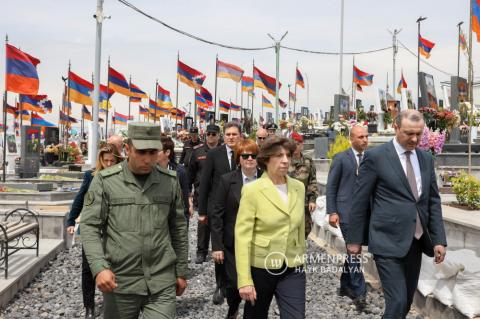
[356,153,363,175]
[405,151,423,239]
[230,150,236,171]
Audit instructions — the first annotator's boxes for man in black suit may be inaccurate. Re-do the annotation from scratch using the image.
[326,125,369,308]
[347,110,447,318]
[198,121,241,305]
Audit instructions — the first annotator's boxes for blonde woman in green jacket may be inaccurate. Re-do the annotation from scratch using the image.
[235,136,306,319]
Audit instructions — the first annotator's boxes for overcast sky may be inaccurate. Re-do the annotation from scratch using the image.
[0,0,476,124]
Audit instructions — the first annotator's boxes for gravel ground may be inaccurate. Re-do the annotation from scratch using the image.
[1,217,421,319]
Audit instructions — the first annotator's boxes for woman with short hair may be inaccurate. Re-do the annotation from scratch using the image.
[235,136,307,319]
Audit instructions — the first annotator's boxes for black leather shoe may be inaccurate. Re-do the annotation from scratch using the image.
[212,286,225,305]
[353,294,367,312]
[195,253,206,264]
[85,307,94,319]
[226,306,238,319]
[337,287,354,299]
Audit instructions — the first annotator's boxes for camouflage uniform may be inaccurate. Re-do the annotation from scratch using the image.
[288,154,319,238]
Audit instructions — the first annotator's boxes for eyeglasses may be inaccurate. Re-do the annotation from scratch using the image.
[240,153,257,160]
[257,137,266,140]
[206,132,217,136]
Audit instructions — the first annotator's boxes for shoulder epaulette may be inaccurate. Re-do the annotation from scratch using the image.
[99,163,123,177]
[193,143,204,150]
[157,165,177,178]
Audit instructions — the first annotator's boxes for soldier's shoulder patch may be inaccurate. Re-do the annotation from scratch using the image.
[157,165,177,178]
[99,163,123,177]
[84,191,95,206]
[193,143,204,150]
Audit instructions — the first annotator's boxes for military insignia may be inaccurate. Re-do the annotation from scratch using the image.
[85,191,95,206]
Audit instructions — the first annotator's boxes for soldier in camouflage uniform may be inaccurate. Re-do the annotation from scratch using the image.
[81,123,188,319]
[288,132,319,238]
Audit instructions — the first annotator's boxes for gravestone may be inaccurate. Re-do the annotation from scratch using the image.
[314,137,329,159]
[334,94,349,121]
[44,127,59,146]
[20,126,40,178]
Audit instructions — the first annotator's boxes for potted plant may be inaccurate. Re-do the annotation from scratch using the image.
[383,111,393,129]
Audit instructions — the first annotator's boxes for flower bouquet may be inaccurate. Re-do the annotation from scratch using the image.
[418,127,445,157]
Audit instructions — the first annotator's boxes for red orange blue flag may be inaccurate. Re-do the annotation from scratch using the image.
[109,67,131,96]
[230,102,241,110]
[200,87,213,105]
[217,60,244,83]
[139,105,149,116]
[130,82,148,99]
[296,68,305,89]
[195,92,211,109]
[177,60,206,90]
[262,95,273,108]
[418,35,435,59]
[219,100,230,112]
[473,0,480,42]
[241,76,254,92]
[396,72,408,94]
[353,66,374,86]
[6,44,40,95]
[82,105,92,121]
[69,71,94,106]
[157,85,173,108]
[31,113,56,127]
[253,67,281,96]
[20,94,47,113]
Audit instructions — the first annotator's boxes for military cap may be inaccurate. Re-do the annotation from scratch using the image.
[127,122,162,150]
[265,122,278,131]
[189,127,199,134]
[206,124,220,133]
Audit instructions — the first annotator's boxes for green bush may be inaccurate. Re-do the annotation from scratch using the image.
[452,172,480,209]
[327,134,351,160]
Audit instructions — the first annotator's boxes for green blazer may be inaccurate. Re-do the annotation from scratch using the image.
[235,173,306,289]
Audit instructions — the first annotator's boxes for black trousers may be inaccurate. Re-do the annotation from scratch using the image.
[244,266,306,319]
[224,246,241,312]
[196,220,210,256]
[374,238,422,319]
[81,247,96,308]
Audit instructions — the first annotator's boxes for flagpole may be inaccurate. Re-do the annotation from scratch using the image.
[175,52,180,129]
[457,21,464,78]
[66,60,71,146]
[113,108,116,133]
[155,79,158,123]
[2,91,7,182]
[468,1,474,174]
[294,63,297,120]
[105,56,110,138]
[81,105,84,139]
[417,17,427,109]
[229,101,232,122]
[252,59,255,125]
[193,88,197,127]
[128,76,132,123]
[351,56,355,113]
[267,32,288,125]
[240,85,243,124]
[214,54,218,122]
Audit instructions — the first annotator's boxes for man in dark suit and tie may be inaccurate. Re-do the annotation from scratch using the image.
[347,110,447,318]
[326,125,369,309]
[199,121,241,305]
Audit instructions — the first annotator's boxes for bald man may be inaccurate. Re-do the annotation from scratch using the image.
[255,128,268,146]
[326,125,369,309]
[107,135,124,156]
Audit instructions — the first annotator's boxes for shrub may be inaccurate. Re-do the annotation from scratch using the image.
[327,134,350,160]
[452,172,480,209]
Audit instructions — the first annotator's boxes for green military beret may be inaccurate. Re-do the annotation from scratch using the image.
[127,122,162,150]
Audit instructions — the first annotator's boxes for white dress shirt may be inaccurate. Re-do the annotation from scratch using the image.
[392,138,422,197]
[242,170,257,185]
[352,148,363,166]
[226,145,233,170]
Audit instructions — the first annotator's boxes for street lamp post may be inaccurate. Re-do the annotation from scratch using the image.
[416,16,427,108]
[267,31,288,125]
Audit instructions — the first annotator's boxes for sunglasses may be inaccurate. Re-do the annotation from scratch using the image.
[206,132,217,136]
[257,137,266,140]
[240,153,257,160]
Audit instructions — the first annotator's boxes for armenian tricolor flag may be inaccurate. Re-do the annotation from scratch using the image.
[289,90,296,102]
[130,97,142,103]
[253,67,281,96]
[31,113,56,127]
[100,84,114,102]
[396,72,408,94]
[177,60,206,90]
[6,103,17,115]
[418,35,435,59]
[296,68,305,89]
[170,108,186,120]
[219,100,230,112]
[130,82,148,99]
[279,98,287,108]
[473,0,480,42]
[460,29,468,51]
[217,60,244,83]
[114,111,132,123]
[200,87,213,105]
[59,111,78,125]
[20,94,46,113]
[157,85,173,108]
[230,102,241,111]
[353,66,374,86]
[241,76,254,92]
[69,71,94,105]
[82,105,92,121]
[149,99,170,115]
[15,109,30,121]
[262,95,273,108]
[6,44,41,95]
[356,84,363,92]
[195,92,211,109]
[139,105,149,116]
[108,67,131,96]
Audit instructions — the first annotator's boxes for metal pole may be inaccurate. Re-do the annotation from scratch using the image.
[468,2,474,174]
[66,61,71,146]
[154,79,158,123]
[351,56,355,112]
[268,32,288,125]
[417,17,427,109]
[214,54,218,121]
[193,88,197,126]
[105,57,110,139]
[90,0,105,166]
[339,0,344,94]
[305,72,310,107]
[175,52,180,128]
[294,63,297,119]
[2,91,7,182]
[128,76,132,122]
[457,21,464,78]
[392,29,401,102]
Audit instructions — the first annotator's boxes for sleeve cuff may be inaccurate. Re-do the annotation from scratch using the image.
[90,261,111,278]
